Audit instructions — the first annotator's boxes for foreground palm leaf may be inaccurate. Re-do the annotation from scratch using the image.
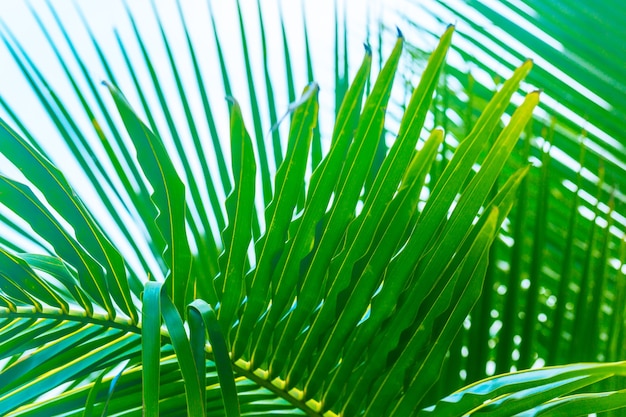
[0,2,625,416]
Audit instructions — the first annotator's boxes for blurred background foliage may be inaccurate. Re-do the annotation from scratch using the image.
[391,0,626,406]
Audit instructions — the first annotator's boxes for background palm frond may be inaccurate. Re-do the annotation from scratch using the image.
[388,2,626,402]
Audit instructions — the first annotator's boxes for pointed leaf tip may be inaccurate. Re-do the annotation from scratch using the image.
[442,24,455,38]
[396,26,404,38]
[101,80,120,92]
[363,43,372,55]
[522,58,534,70]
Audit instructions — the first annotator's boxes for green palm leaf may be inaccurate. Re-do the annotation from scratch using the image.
[396,2,626,393]
[0,1,624,416]
[214,100,256,335]
[106,82,193,314]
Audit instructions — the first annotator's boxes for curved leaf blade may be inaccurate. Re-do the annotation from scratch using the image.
[0,175,110,317]
[106,83,193,314]
[190,299,241,417]
[418,362,626,416]
[270,34,404,380]
[215,100,256,338]
[233,83,319,360]
[142,281,162,417]
[159,292,204,416]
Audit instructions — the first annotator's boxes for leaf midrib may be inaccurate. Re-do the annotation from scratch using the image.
[0,307,139,334]
[1,307,333,416]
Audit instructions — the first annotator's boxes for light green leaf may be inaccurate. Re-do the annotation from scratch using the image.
[418,362,626,416]
[519,389,626,416]
[287,26,453,390]
[312,128,444,402]
[252,47,372,367]
[361,208,499,416]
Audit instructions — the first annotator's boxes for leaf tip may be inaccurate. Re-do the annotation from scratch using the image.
[526,90,542,105]
[102,81,123,101]
[442,24,456,41]
[307,81,320,94]
[363,43,372,56]
[396,26,404,39]
[523,58,534,71]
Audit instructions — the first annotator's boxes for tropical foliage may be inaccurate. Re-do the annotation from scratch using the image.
[394,1,626,406]
[0,1,624,416]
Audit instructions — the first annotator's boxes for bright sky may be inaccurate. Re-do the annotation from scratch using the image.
[0,0,413,270]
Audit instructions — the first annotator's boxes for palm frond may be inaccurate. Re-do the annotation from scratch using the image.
[393,2,626,401]
[0,1,624,416]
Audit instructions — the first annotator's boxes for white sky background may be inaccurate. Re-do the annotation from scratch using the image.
[0,0,426,272]
[0,0,415,177]
[0,0,370,167]
[1,1,622,252]
[0,0,444,167]
[0,0,594,244]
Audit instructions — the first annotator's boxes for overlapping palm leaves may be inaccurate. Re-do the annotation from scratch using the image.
[392,3,626,412]
[0,1,625,416]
